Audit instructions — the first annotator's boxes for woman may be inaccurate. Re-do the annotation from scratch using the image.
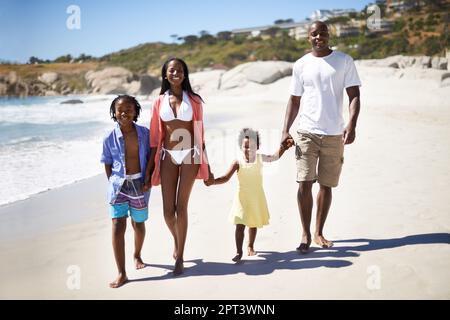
[145,57,213,275]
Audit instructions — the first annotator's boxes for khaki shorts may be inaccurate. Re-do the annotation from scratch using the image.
[295,130,344,188]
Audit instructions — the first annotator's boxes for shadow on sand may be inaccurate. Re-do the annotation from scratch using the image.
[129,232,449,282]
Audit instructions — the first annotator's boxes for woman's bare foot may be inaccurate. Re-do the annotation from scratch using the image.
[296,234,311,254]
[314,234,333,248]
[109,273,128,288]
[173,258,184,276]
[247,247,256,256]
[134,256,146,269]
[232,253,243,262]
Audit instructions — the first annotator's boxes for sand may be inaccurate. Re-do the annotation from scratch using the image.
[0,64,449,299]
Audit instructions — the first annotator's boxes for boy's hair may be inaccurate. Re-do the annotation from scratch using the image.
[160,57,204,103]
[109,95,142,122]
[238,128,260,149]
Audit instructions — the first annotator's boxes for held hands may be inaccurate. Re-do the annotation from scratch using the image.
[203,171,215,187]
[280,132,295,151]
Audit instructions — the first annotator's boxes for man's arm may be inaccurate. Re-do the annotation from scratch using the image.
[281,95,301,144]
[343,86,360,145]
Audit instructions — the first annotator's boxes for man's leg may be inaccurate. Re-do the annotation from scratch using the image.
[297,181,314,253]
[314,184,334,248]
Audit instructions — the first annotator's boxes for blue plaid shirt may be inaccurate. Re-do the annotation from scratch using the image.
[100,123,151,204]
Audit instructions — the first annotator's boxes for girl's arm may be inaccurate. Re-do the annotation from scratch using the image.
[211,160,239,185]
[261,140,293,162]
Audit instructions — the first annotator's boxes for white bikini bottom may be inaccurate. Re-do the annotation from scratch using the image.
[161,146,200,165]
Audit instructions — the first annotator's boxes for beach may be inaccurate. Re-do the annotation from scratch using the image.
[0,64,449,299]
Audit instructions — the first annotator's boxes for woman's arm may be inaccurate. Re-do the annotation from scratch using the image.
[209,161,239,185]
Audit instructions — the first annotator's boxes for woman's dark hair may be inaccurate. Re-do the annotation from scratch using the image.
[160,57,204,103]
[109,95,141,122]
[238,128,260,149]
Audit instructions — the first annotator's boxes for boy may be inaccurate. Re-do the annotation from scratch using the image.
[101,95,151,288]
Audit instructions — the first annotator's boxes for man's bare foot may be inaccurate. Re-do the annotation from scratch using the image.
[314,234,333,248]
[109,273,128,288]
[296,234,311,254]
[134,256,146,269]
[232,253,243,262]
[247,247,256,256]
[173,258,184,276]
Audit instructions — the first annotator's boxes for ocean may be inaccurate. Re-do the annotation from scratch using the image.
[0,95,152,206]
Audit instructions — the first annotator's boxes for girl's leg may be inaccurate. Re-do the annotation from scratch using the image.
[173,162,199,275]
[160,155,180,260]
[233,224,245,262]
[248,227,257,256]
[131,220,146,269]
[110,217,128,288]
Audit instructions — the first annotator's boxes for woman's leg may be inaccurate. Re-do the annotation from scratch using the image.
[233,224,245,262]
[173,162,199,275]
[248,227,257,256]
[160,154,180,260]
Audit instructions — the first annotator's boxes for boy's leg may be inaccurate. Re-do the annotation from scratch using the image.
[110,217,128,288]
[247,227,257,256]
[131,220,146,269]
[233,224,245,262]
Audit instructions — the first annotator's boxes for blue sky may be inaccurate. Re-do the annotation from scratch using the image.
[0,0,369,63]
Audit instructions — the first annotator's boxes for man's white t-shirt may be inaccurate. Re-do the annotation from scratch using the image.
[289,50,361,135]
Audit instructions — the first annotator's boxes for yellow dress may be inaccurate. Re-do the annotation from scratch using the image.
[229,154,270,228]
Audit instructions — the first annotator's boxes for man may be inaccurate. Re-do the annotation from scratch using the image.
[281,21,361,253]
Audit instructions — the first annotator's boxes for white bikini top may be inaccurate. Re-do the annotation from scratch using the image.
[160,90,193,122]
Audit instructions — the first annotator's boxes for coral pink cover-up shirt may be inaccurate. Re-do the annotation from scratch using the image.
[149,93,209,186]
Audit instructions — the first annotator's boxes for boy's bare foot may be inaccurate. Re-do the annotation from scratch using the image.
[296,234,311,254]
[314,234,333,248]
[134,256,146,269]
[109,273,128,288]
[247,247,256,256]
[232,253,243,262]
[173,258,184,276]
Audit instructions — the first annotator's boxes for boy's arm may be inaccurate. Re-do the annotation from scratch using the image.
[104,164,112,179]
[210,161,239,185]
[143,147,157,191]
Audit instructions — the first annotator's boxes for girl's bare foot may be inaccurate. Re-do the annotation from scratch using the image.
[247,247,256,256]
[173,258,184,276]
[109,273,128,288]
[134,256,146,269]
[232,253,243,262]
[314,234,333,248]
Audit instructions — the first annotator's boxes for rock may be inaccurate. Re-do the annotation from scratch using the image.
[60,99,84,104]
[441,72,450,87]
[44,90,58,96]
[431,57,448,70]
[190,70,225,93]
[85,67,133,94]
[139,75,160,95]
[220,61,293,90]
[38,72,59,85]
